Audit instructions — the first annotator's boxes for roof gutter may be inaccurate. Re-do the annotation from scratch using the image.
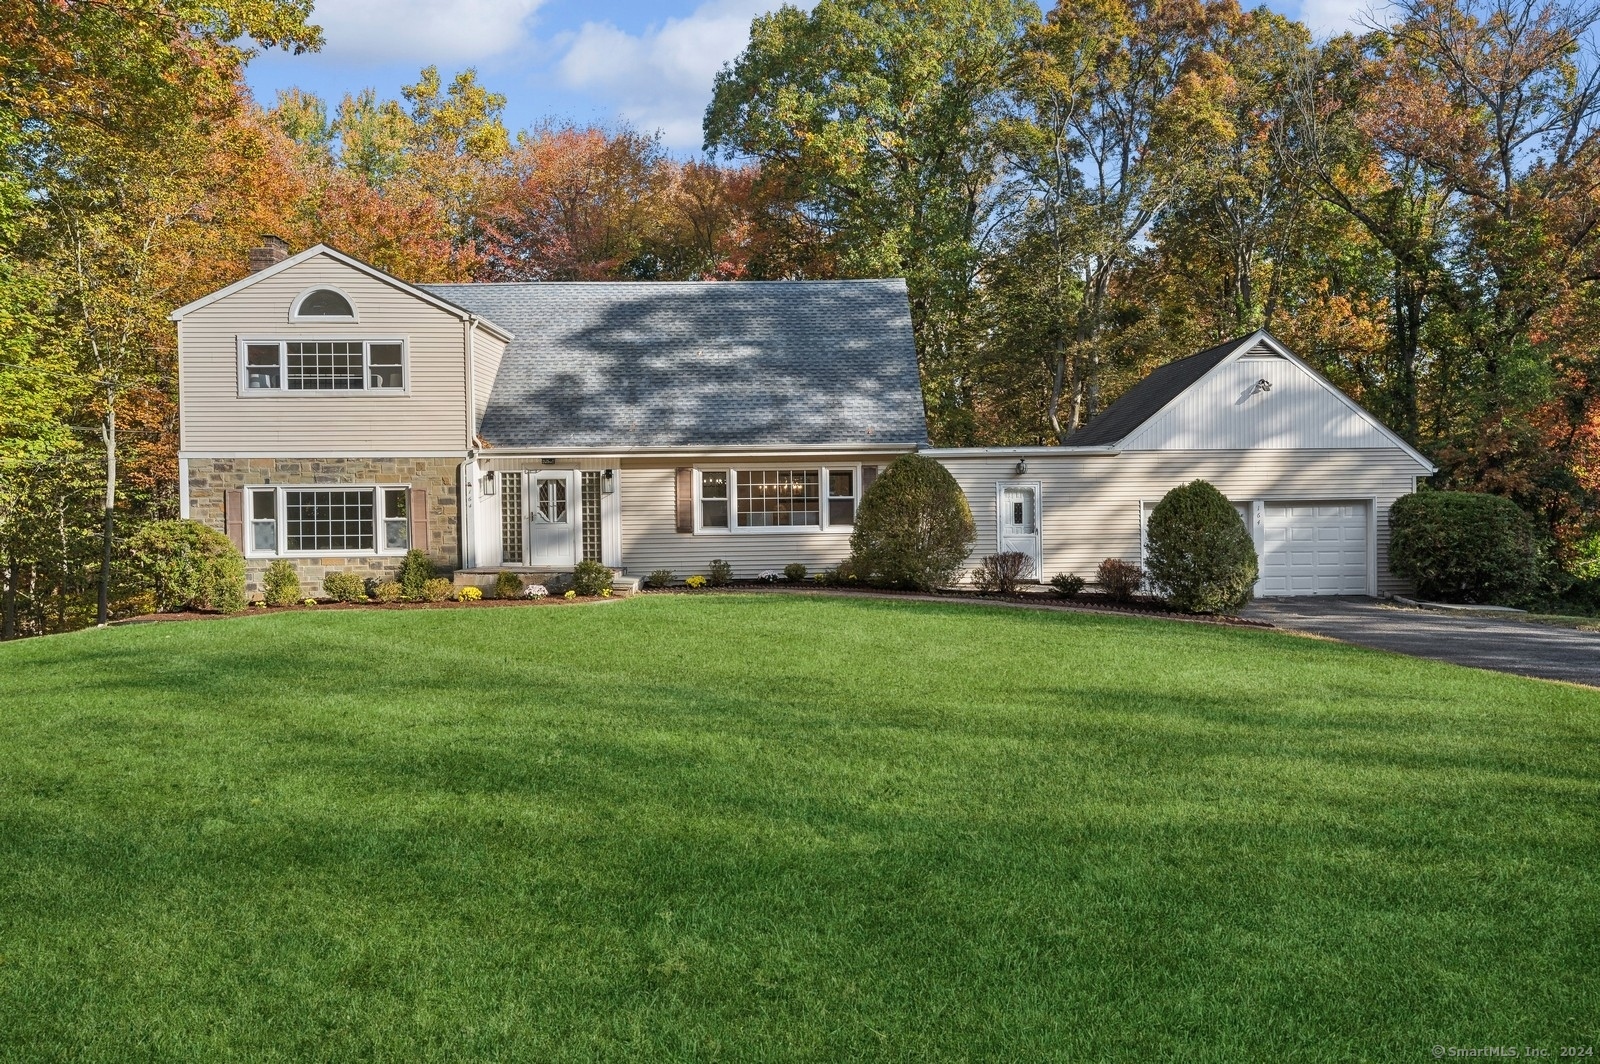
[476,442,925,458]
[917,445,1122,457]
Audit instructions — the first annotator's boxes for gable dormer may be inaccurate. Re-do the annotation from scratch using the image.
[171,241,509,455]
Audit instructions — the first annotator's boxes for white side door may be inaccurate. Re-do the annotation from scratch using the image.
[529,471,577,568]
[997,483,1041,580]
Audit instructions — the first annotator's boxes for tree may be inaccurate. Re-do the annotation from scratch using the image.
[707,0,1039,442]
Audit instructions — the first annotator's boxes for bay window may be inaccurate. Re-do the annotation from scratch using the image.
[245,486,411,555]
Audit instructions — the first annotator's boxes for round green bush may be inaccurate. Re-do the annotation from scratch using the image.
[262,559,301,607]
[571,559,614,596]
[124,519,246,614]
[398,549,437,599]
[322,571,368,603]
[1144,481,1257,613]
[1389,491,1545,604]
[493,570,524,599]
[849,453,976,591]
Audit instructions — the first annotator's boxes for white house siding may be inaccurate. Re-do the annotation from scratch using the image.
[615,454,911,579]
[935,449,1425,595]
[179,254,471,454]
[1122,356,1398,452]
[470,327,506,428]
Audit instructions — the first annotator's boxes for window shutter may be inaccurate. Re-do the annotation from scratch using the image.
[675,468,694,533]
[409,488,429,553]
[224,490,244,550]
[861,465,879,494]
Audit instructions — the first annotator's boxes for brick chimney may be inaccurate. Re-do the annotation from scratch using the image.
[248,235,290,273]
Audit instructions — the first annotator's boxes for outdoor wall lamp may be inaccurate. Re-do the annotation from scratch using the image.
[603,468,616,493]
[1015,458,1028,475]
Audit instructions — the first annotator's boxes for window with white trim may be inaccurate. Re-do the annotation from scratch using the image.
[240,339,407,392]
[291,288,356,321]
[696,468,858,532]
[245,486,410,555]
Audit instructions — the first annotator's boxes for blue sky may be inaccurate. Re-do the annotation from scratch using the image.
[245,0,1377,154]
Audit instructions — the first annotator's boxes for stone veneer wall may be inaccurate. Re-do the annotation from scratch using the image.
[188,457,461,593]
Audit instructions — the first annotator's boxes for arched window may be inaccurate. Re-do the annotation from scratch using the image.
[291,287,356,321]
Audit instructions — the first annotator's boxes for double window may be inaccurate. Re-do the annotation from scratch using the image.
[247,486,410,555]
[697,468,856,532]
[241,339,406,393]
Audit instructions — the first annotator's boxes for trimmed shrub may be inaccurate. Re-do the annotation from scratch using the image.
[493,570,525,599]
[647,569,675,589]
[784,562,807,583]
[571,559,614,597]
[707,559,734,587]
[1389,491,1545,605]
[124,519,246,614]
[323,571,368,603]
[456,585,483,602]
[373,580,404,603]
[972,551,1034,594]
[849,453,976,591]
[398,549,436,600]
[262,559,301,607]
[1096,559,1145,602]
[1051,572,1086,597]
[1144,480,1258,614]
[419,577,454,602]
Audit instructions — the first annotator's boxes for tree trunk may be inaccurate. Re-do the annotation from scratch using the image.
[2,554,16,640]
[98,403,116,627]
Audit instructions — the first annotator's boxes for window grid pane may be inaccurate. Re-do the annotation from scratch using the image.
[285,489,374,551]
[500,473,523,563]
[581,471,602,562]
[287,340,363,390]
[736,470,820,527]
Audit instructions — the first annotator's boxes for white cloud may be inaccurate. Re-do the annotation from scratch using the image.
[1296,0,1390,36]
[556,0,797,149]
[306,0,548,65]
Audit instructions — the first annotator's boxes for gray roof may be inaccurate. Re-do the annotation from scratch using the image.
[1068,335,1250,447]
[419,279,929,449]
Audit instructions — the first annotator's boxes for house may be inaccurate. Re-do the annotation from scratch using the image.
[170,239,1435,597]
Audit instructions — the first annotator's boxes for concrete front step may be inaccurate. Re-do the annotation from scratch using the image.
[453,567,642,594]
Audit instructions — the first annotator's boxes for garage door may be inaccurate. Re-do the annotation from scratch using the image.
[1261,502,1369,595]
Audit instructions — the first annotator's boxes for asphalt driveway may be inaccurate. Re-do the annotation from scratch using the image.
[1242,597,1600,687]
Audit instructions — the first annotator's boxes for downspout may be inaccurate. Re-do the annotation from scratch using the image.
[462,315,479,570]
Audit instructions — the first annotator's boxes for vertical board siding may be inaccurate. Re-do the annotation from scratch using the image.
[180,255,469,453]
[937,450,1423,594]
[1123,358,1396,452]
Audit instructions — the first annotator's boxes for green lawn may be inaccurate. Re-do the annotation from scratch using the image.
[0,595,1595,1061]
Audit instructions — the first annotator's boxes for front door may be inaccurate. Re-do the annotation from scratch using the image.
[998,483,1041,580]
[530,471,577,567]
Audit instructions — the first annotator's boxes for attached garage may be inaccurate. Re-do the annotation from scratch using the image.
[1260,502,1371,596]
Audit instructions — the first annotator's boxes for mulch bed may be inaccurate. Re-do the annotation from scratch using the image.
[110,583,1272,630]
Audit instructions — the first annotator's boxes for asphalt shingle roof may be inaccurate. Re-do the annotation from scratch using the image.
[418,279,929,449]
[1067,335,1252,447]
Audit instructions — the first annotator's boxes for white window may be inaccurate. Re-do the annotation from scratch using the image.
[290,287,357,322]
[695,467,858,533]
[239,339,407,393]
[246,486,410,556]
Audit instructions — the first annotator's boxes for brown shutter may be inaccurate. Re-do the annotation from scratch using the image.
[224,490,244,550]
[675,468,694,533]
[861,465,879,494]
[409,488,429,554]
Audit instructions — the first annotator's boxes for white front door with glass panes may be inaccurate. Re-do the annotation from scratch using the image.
[529,471,577,567]
[997,483,1041,579]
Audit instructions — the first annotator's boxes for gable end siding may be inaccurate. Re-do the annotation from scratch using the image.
[179,255,469,454]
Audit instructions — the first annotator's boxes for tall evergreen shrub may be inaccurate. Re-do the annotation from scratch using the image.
[849,454,976,591]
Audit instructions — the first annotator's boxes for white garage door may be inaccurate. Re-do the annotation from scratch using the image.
[1261,502,1370,595]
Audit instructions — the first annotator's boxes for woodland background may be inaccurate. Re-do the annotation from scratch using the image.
[2,0,1598,636]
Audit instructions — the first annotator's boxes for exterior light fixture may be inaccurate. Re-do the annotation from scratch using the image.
[602,468,616,494]
[1015,458,1028,475]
